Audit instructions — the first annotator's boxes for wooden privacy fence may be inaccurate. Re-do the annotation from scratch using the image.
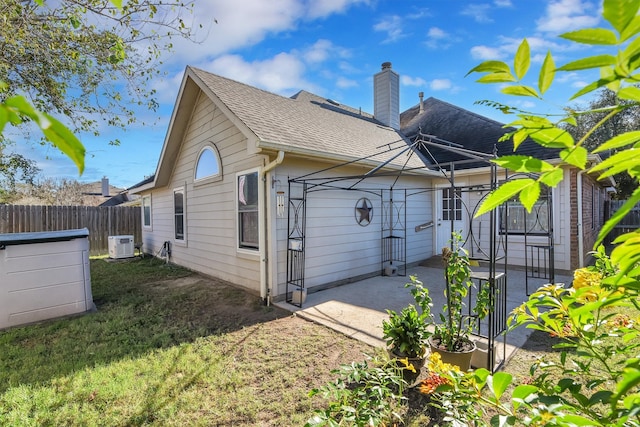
[607,200,640,244]
[0,205,141,255]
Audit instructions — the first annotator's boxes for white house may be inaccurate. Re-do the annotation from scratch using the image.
[131,63,611,304]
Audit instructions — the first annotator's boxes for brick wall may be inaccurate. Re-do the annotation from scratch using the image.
[568,170,609,270]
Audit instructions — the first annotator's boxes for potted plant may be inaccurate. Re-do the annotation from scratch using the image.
[429,232,491,371]
[382,276,434,382]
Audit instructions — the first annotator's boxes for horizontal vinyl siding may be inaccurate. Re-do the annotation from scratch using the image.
[271,159,433,296]
[429,171,570,272]
[142,92,263,294]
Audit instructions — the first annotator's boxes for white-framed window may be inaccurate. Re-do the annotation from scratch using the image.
[237,170,259,250]
[442,187,462,221]
[194,145,222,182]
[173,187,186,242]
[142,194,152,229]
[499,187,551,235]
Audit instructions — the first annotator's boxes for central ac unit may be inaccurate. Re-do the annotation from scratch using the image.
[108,235,134,259]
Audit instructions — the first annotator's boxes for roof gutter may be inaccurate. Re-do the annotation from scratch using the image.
[259,151,285,305]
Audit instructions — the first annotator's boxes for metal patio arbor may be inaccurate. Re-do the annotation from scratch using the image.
[284,131,554,371]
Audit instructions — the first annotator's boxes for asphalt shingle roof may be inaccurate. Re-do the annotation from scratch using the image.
[191,67,426,171]
[400,97,560,169]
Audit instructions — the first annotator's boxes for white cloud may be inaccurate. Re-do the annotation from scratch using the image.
[373,15,406,43]
[428,27,447,39]
[471,35,574,62]
[470,45,506,60]
[162,0,371,65]
[307,0,370,19]
[461,4,493,23]
[425,26,451,49]
[401,76,427,87]
[494,0,512,6]
[336,77,358,88]
[536,0,600,34]
[202,53,315,95]
[150,72,186,104]
[430,79,452,91]
[301,39,350,64]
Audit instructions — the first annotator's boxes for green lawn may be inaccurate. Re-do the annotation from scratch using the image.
[0,258,372,426]
[3,257,628,426]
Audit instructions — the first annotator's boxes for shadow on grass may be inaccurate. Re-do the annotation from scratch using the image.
[0,257,289,393]
[519,329,566,353]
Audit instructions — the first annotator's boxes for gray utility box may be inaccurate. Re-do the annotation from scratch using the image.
[0,228,94,329]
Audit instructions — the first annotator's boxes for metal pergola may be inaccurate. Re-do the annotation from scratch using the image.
[284,131,554,372]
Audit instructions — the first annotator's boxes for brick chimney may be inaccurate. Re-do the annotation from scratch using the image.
[373,62,400,130]
[101,177,109,197]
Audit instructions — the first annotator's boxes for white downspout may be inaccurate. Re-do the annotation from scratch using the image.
[259,151,285,305]
[577,170,585,268]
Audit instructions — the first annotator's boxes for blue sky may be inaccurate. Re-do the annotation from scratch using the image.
[16,0,606,188]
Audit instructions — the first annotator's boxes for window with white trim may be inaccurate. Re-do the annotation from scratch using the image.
[142,195,152,229]
[442,187,462,221]
[174,187,185,242]
[237,171,259,250]
[195,146,221,181]
[499,188,550,235]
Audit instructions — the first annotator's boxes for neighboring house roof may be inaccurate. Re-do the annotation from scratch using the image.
[400,97,561,169]
[98,192,138,207]
[144,66,429,191]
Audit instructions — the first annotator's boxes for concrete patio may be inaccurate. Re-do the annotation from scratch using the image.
[274,264,573,370]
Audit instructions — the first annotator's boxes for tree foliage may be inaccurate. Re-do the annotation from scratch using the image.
[0,0,196,185]
[469,0,640,286]
[564,88,640,198]
[461,0,640,423]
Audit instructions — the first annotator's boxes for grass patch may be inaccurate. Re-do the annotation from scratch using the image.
[0,257,372,426]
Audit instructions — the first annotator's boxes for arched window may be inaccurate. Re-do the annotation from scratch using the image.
[194,146,221,181]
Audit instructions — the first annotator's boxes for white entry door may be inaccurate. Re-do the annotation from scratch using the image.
[435,186,465,252]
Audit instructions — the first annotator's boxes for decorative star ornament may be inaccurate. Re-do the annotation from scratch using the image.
[355,198,373,226]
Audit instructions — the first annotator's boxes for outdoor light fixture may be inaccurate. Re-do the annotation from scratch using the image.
[277,191,285,217]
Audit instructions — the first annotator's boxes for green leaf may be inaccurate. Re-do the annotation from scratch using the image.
[519,181,540,212]
[539,168,564,187]
[0,106,8,135]
[570,76,618,100]
[493,156,554,173]
[110,0,123,8]
[619,86,640,102]
[596,186,640,246]
[560,146,588,169]
[620,36,640,69]
[476,72,517,84]
[613,366,640,406]
[511,384,538,409]
[490,414,517,427]
[557,55,617,71]
[561,414,602,426]
[590,149,640,176]
[40,113,85,174]
[621,15,640,42]
[611,230,640,276]
[466,61,512,76]
[538,52,555,95]
[514,39,530,80]
[476,178,536,217]
[604,0,640,35]
[560,28,619,45]
[5,96,85,174]
[501,85,539,98]
[594,131,640,152]
[489,372,512,400]
[529,125,574,149]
